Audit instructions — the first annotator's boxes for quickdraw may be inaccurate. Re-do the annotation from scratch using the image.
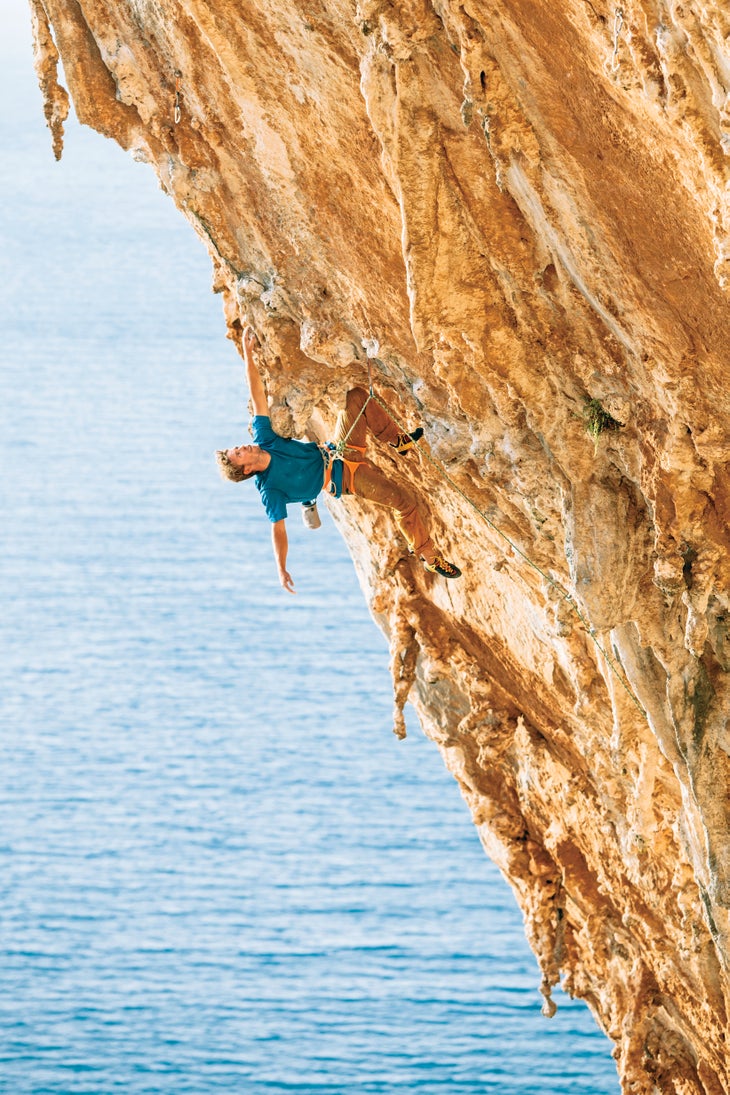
[173,71,182,124]
[610,8,624,73]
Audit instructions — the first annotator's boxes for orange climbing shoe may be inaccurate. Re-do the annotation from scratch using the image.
[390,427,424,454]
[424,554,462,579]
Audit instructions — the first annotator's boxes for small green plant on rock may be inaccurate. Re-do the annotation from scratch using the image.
[584,398,622,451]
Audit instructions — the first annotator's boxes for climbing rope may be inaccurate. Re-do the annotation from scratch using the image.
[333,350,377,454]
[345,348,647,720]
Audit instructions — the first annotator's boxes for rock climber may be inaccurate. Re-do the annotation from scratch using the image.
[216,326,462,593]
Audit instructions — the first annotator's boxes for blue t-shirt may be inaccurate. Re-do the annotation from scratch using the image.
[252,416,325,523]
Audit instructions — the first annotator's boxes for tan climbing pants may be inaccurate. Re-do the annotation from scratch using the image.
[332,387,435,563]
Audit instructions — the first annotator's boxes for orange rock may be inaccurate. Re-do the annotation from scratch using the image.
[31,1,730,1089]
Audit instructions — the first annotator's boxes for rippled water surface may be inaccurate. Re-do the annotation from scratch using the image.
[1,11,619,1093]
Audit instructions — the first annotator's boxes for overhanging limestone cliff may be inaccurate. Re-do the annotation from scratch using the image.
[29,1,730,1090]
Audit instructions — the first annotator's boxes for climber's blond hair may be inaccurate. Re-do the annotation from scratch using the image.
[215,450,256,483]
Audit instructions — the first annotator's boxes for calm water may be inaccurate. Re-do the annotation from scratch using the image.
[0,9,619,1093]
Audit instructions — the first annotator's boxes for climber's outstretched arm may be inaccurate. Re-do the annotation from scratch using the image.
[272,519,295,594]
[243,326,268,417]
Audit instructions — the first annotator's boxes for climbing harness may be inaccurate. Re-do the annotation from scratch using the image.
[173,71,182,124]
[610,7,624,73]
[352,344,647,721]
[319,441,367,498]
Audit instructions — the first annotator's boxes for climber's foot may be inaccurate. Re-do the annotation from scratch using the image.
[423,554,462,579]
[390,427,424,455]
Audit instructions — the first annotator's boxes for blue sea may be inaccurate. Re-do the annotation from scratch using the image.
[0,7,619,1093]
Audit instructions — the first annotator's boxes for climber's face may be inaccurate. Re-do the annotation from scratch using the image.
[226,443,267,475]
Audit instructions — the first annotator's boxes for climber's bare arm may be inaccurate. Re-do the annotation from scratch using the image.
[272,519,296,594]
[243,326,268,417]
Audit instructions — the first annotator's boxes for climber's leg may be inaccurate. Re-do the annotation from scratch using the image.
[334,388,422,452]
[333,388,393,449]
[345,459,434,560]
[333,397,460,578]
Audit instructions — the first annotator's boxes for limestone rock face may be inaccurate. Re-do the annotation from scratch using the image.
[30,0,730,1089]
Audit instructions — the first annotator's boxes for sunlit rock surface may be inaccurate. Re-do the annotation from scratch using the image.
[29,0,730,1089]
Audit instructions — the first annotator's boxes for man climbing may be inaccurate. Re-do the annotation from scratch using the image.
[216,326,461,593]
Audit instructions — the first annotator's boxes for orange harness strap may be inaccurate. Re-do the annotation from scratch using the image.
[340,456,367,494]
[320,443,367,497]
